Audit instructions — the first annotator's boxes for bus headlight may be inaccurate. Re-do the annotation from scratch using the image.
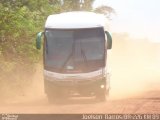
[100,85,105,89]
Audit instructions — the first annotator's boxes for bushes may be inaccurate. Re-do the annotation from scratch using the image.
[0,0,56,98]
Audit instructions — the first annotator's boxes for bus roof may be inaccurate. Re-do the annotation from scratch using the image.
[45,11,106,29]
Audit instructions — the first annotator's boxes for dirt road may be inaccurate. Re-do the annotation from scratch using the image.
[0,90,160,114]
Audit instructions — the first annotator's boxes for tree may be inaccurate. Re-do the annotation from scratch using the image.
[0,0,61,96]
[60,0,115,18]
[61,0,95,11]
[94,5,115,19]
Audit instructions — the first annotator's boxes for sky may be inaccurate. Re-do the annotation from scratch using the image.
[93,0,160,42]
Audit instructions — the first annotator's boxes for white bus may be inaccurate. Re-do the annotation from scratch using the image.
[36,11,112,103]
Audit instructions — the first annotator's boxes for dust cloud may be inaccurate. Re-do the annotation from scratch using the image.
[1,32,160,105]
[23,32,160,102]
[108,33,160,99]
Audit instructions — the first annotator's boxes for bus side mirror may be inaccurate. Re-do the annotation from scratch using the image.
[36,32,44,49]
[105,31,112,49]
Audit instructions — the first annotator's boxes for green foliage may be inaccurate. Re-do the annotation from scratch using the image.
[61,0,94,11]
[0,0,57,64]
[0,0,60,97]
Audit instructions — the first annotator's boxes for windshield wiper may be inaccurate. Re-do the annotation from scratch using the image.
[60,39,75,72]
[80,39,88,67]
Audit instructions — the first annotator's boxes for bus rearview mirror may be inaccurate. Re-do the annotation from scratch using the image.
[105,31,112,49]
[36,32,44,49]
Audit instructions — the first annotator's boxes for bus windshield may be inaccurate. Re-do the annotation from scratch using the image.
[44,27,105,73]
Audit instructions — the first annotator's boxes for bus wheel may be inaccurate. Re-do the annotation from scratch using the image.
[47,92,62,104]
[47,92,68,104]
[95,89,106,102]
